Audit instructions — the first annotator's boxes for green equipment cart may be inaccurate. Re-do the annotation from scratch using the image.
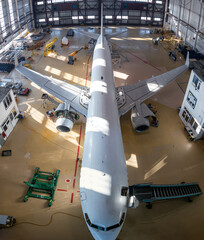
[24,167,60,207]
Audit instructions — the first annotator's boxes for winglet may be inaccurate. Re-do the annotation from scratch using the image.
[185,51,189,67]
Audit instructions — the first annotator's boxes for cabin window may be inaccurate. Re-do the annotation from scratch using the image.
[187,91,197,109]
[193,121,198,131]
[192,75,201,90]
[3,93,12,110]
[190,117,194,126]
[182,107,192,123]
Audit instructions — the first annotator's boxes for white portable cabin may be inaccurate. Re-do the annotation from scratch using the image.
[0,88,19,148]
[179,70,204,140]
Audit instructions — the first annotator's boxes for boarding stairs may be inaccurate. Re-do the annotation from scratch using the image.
[129,183,202,208]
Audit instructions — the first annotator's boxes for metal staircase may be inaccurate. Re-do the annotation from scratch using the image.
[129,183,202,208]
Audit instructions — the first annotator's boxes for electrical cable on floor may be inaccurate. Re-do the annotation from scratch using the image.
[14,212,82,227]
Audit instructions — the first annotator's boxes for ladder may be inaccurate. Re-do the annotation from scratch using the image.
[129,183,202,208]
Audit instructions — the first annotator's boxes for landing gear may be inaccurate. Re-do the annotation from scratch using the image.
[146,202,152,209]
[187,197,193,203]
[147,103,159,127]
[151,116,159,127]
[169,51,177,61]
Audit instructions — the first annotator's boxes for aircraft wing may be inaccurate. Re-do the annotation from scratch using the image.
[105,30,127,39]
[16,66,88,117]
[117,53,189,116]
[76,29,99,39]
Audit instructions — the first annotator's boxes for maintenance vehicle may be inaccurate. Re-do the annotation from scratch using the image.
[0,215,16,228]
[67,29,74,37]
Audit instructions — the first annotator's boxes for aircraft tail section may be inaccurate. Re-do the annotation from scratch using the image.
[76,30,99,40]
[101,3,103,41]
[105,30,127,40]
[185,51,189,67]
[75,3,103,41]
[100,3,104,46]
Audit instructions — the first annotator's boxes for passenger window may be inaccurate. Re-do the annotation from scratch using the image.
[193,122,198,131]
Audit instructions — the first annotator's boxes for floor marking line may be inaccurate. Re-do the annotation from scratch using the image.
[57,189,68,192]
[85,55,92,87]
[73,179,76,189]
[74,125,82,177]
[71,193,74,203]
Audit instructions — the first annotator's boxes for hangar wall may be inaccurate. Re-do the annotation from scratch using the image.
[33,0,165,28]
[0,0,34,51]
[165,0,204,54]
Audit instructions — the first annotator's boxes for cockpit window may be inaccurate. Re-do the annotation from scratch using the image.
[119,212,125,225]
[106,223,120,231]
[85,212,125,231]
[85,213,91,225]
[85,213,105,231]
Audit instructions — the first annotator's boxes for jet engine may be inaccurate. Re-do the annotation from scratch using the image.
[131,102,155,132]
[55,102,79,132]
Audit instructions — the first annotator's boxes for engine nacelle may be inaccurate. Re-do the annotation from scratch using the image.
[131,108,150,132]
[55,102,79,132]
[131,102,155,132]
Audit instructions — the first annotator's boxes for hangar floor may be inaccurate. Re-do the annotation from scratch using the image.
[0,27,204,240]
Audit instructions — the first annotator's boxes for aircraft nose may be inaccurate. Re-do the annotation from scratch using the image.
[89,227,121,240]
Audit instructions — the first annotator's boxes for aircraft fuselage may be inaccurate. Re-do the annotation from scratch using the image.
[80,36,129,240]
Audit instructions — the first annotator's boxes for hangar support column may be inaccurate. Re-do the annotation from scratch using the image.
[193,1,203,50]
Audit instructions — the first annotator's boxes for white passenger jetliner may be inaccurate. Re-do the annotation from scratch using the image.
[16,4,189,240]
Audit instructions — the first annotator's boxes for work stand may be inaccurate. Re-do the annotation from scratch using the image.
[129,182,202,209]
[24,167,60,207]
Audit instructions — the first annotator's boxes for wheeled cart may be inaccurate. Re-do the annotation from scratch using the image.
[24,167,60,207]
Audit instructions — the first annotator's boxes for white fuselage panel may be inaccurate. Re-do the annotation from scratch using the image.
[80,36,128,240]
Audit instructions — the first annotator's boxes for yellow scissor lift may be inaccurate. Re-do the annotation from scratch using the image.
[44,36,58,56]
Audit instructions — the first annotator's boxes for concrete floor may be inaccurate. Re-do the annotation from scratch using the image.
[0,26,204,240]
